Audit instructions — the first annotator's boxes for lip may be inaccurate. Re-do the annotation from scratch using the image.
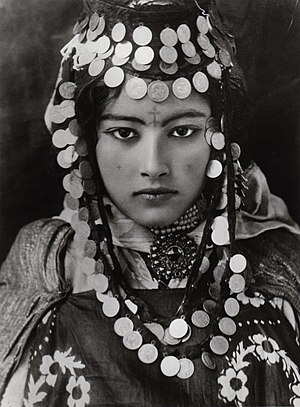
[133,188,178,203]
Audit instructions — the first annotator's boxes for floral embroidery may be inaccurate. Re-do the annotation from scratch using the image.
[66,376,91,407]
[218,368,249,404]
[250,334,279,365]
[237,291,265,308]
[23,376,47,407]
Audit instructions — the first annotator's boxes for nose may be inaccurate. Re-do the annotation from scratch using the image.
[139,134,169,179]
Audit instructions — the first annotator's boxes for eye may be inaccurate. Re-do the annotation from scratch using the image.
[171,126,196,138]
[106,128,137,140]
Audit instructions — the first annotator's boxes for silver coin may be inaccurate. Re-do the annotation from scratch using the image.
[92,273,109,293]
[229,254,247,273]
[96,16,106,36]
[191,310,210,328]
[87,28,99,42]
[169,318,188,339]
[52,129,68,149]
[230,142,241,161]
[219,317,237,336]
[59,81,76,100]
[206,159,223,178]
[177,358,195,379]
[99,45,114,60]
[181,325,192,342]
[203,299,217,314]
[163,327,181,345]
[65,194,79,210]
[125,299,138,314]
[177,24,191,43]
[88,57,105,77]
[138,343,158,364]
[84,239,97,258]
[79,160,93,179]
[112,22,126,42]
[68,120,80,138]
[211,229,230,246]
[207,61,222,80]
[229,275,246,294]
[159,61,178,75]
[210,335,229,355]
[102,297,120,317]
[144,322,165,341]
[73,16,89,35]
[75,138,89,157]
[215,193,228,210]
[64,145,78,164]
[133,25,152,46]
[209,282,221,301]
[135,46,154,65]
[50,106,65,124]
[81,257,96,276]
[89,12,100,31]
[115,41,133,58]
[69,180,83,199]
[160,356,180,377]
[96,291,110,303]
[131,59,151,71]
[125,77,147,100]
[160,27,178,47]
[95,35,111,54]
[147,80,169,102]
[159,46,178,64]
[182,41,196,58]
[65,129,78,145]
[199,256,210,273]
[212,215,228,231]
[123,330,143,350]
[224,297,240,317]
[104,67,125,88]
[197,33,210,50]
[219,49,231,67]
[112,55,130,66]
[235,194,242,210]
[201,351,216,370]
[213,264,225,283]
[172,77,192,99]
[203,45,216,58]
[205,127,215,145]
[59,100,75,119]
[76,221,91,238]
[211,131,225,150]
[196,15,208,34]
[114,317,134,337]
[185,53,201,65]
[192,71,209,93]
[62,174,71,192]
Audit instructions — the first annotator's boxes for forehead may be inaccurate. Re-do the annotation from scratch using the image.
[102,77,211,120]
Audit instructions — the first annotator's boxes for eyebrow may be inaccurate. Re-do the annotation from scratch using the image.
[99,111,207,127]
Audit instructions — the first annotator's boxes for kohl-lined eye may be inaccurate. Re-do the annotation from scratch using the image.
[106,128,137,140]
[171,126,197,138]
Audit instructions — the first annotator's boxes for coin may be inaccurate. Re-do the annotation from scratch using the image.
[191,310,210,328]
[206,159,223,178]
[201,351,216,370]
[76,221,91,238]
[213,264,225,283]
[182,41,196,58]
[192,71,209,93]
[133,25,152,46]
[210,335,229,355]
[52,129,68,149]
[209,282,221,301]
[125,77,147,100]
[96,16,106,36]
[99,46,114,60]
[144,322,164,341]
[131,59,151,71]
[185,53,201,65]
[96,292,110,303]
[235,194,242,210]
[81,257,96,276]
[111,55,130,66]
[95,259,104,274]
[224,297,240,317]
[73,16,89,35]
[78,29,87,43]
[160,356,180,377]
[159,46,178,64]
[196,15,208,34]
[75,138,89,157]
[78,207,89,222]
[219,49,231,67]
[102,297,120,317]
[104,67,125,88]
[87,28,99,42]
[211,229,230,246]
[123,330,143,350]
[135,46,154,65]
[212,216,228,231]
[177,24,191,43]
[203,299,217,314]
[229,275,245,294]
[65,129,78,145]
[211,131,225,150]
[172,77,192,99]
[203,45,216,58]
[64,145,78,164]
[230,142,241,161]
[219,317,237,336]
[79,161,93,179]
[50,106,65,124]
[207,61,222,80]
[197,33,210,50]
[57,151,71,168]
[204,127,215,145]
[114,317,134,337]
[125,299,138,314]
[159,61,178,75]
[200,256,210,273]
[115,41,133,58]
[69,119,80,137]
[93,273,109,293]
[65,193,79,210]
[169,318,188,339]
[62,174,71,192]
[84,179,96,195]
[88,57,105,77]
[70,180,83,199]
[112,22,126,42]
[89,12,100,31]
[95,35,111,54]
[160,27,178,47]
[147,80,169,102]
[177,358,195,379]
[181,325,192,342]
[60,100,75,118]
[84,239,97,258]
[59,82,76,100]
[163,328,181,345]
[216,194,228,210]
[138,344,158,364]
[229,254,247,273]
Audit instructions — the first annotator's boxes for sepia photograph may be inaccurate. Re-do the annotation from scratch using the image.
[0,0,300,405]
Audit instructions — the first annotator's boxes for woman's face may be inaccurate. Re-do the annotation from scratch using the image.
[96,79,211,227]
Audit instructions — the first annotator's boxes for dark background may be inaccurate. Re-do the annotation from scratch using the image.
[0,0,300,263]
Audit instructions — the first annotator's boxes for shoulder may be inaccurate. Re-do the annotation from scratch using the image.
[1,218,73,291]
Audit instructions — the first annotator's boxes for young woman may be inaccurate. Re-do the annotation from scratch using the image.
[1,0,300,406]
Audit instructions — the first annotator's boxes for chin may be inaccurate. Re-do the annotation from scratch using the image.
[131,207,183,228]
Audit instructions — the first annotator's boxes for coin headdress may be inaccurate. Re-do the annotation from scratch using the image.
[46,0,250,374]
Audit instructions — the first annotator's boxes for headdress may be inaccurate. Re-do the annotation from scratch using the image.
[46,0,250,378]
